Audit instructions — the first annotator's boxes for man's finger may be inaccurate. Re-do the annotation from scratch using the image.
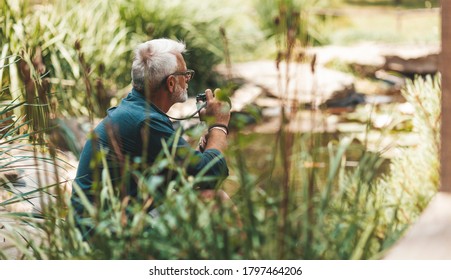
[205,89,214,101]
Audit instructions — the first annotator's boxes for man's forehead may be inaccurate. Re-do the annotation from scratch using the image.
[175,52,187,68]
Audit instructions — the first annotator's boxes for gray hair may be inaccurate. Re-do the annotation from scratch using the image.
[131,38,186,92]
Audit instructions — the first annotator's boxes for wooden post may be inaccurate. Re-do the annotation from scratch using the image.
[441,1,451,192]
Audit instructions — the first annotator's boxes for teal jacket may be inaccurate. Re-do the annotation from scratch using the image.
[71,89,228,218]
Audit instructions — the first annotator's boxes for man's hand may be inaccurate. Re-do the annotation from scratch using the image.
[197,88,231,154]
[199,88,231,126]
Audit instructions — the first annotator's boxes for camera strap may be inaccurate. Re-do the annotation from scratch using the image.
[164,101,207,121]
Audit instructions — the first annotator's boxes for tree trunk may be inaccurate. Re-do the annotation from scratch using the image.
[441,1,451,192]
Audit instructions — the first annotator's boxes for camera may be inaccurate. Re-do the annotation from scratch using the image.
[196,92,207,102]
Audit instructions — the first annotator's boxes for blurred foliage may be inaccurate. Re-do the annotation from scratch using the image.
[117,0,239,97]
[0,0,442,260]
[379,75,440,212]
[0,0,246,119]
[254,0,331,47]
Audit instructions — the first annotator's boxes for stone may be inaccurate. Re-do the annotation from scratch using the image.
[217,60,355,106]
[384,53,438,75]
[0,148,75,259]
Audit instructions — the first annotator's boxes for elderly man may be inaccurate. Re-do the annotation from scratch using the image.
[71,38,231,230]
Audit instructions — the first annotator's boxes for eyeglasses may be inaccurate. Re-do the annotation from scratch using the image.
[169,69,195,81]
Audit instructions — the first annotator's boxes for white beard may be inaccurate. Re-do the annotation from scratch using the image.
[172,83,188,103]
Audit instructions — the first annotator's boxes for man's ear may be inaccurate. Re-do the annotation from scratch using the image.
[166,76,176,93]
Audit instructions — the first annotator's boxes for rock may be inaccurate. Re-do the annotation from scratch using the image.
[310,43,439,77]
[254,97,283,108]
[308,43,386,67]
[230,84,264,112]
[253,96,286,119]
[383,53,438,75]
[364,95,396,105]
[380,44,439,75]
[322,84,366,108]
[0,147,75,259]
[309,43,439,72]
[217,60,355,106]
[0,148,75,214]
[372,114,394,129]
[374,70,406,87]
